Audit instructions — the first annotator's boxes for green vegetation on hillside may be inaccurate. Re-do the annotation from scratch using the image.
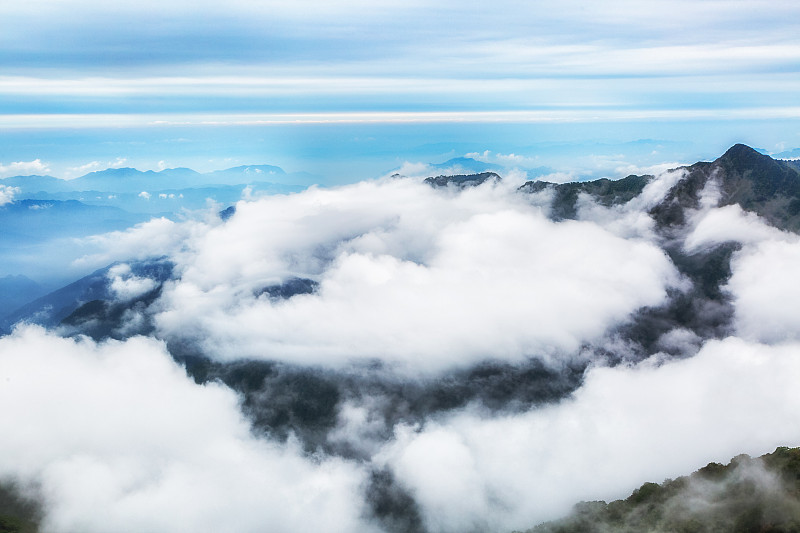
[519,174,651,220]
[526,447,800,533]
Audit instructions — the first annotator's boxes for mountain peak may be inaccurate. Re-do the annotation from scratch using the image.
[715,143,773,170]
[722,143,760,157]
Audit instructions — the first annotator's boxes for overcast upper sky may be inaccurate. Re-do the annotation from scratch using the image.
[1,0,799,180]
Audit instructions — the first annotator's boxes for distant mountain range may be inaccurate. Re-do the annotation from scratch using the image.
[0,164,310,305]
[0,164,304,195]
[0,165,309,224]
[774,147,800,160]
[0,199,149,241]
[0,275,45,314]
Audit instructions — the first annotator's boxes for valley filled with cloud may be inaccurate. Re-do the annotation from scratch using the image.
[2,145,800,532]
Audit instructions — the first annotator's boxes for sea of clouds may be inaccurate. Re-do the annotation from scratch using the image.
[2,169,799,532]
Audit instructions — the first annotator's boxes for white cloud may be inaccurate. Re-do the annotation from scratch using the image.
[74,217,190,269]
[148,177,678,373]
[678,199,800,343]
[0,184,19,205]
[0,326,373,533]
[535,171,580,184]
[684,204,790,252]
[138,191,151,200]
[378,336,800,532]
[0,159,51,178]
[465,150,538,167]
[614,161,686,177]
[107,263,158,301]
[384,162,434,179]
[69,160,102,174]
[727,237,800,343]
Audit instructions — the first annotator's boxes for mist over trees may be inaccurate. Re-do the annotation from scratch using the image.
[1,145,800,532]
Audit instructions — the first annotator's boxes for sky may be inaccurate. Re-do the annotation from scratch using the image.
[1,0,799,182]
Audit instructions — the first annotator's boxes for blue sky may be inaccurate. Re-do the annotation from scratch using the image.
[1,0,799,182]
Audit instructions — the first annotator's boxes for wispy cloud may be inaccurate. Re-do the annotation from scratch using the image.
[2,108,800,130]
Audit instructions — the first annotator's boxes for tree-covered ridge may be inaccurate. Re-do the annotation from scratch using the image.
[518,174,652,221]
[650,144,800,232]
[522,144,800,233]
[424,172,502,188]
[526,447,800,533]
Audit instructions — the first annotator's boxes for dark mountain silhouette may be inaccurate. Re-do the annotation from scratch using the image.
[652,143,800,231]
[519,174,651,220]
[516,145,800,360]
[0,261,173,335]
[0,266,111,334]
[522,144,800,232]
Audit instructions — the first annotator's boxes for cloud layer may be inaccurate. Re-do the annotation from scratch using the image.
[152,177,679,372]
[4,160,800,532]
[378,337,800,532]
[0,327,373,533]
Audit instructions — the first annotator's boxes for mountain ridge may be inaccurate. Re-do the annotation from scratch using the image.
[527,446,800,533]
[519,143,800,232]
[0,163,295,195]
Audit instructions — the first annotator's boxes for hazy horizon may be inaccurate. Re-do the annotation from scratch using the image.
[1,0,799,183]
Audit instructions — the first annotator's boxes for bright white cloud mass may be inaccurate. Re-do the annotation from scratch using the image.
[0,327,373,533]
[380,336,800,532]
[0,159,50,178]
[2,164,800,532]
[153,178,678,372]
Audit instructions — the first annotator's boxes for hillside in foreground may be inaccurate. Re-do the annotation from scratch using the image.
[526,447,800,533]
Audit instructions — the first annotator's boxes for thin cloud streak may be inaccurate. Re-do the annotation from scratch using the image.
[3,71,800,98]
[3,108,800,129]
